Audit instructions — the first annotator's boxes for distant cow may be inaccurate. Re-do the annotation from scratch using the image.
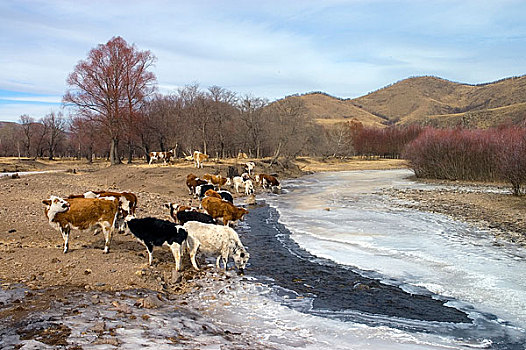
[201,196,249,226]
[186,173,208,195]
[183,221,250,273]
[202,174,228,189]
[126,217,187,269]
[193,151,209,168]
[149,148,175,165]
[237,151,248,159]
[42,195,119,254]
[256,174,280,189]
[245,162,255,176]
[231,176,254,195]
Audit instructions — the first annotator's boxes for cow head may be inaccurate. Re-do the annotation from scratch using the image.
[42,195,70,221]
[232,244,250,274]
[236,207,249,221]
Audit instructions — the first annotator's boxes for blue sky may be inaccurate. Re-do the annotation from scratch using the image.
[1,0,525,122]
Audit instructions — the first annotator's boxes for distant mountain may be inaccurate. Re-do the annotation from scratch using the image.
[286,75,526,128]
[289,92,386,127]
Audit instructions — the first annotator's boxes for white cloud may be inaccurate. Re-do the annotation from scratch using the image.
[1,0,526,120]
[0,103,64,122]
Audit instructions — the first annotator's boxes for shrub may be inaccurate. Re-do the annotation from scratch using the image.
[403,128,499,181]
[404,126,526,195]
[494,128,526,195]
[353,125,423,158]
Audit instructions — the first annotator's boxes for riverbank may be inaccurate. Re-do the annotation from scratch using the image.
[0,156,405,348]
[1,156,525,347]
[382,178,526,247]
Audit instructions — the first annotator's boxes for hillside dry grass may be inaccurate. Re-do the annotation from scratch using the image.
[295,75,526,128]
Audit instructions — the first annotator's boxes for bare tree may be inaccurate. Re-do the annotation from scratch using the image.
[238,95,268,158]
[64,36,157,165]
[42,111,67,160]
[207,86,238,158]
[325,121,355,157]
[19,114,35,157]
[266,96,313,162]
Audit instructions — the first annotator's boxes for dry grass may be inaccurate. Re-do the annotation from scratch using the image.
[291,75,526,128]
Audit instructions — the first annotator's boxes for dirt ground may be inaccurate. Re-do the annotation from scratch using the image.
[0,156,524,317]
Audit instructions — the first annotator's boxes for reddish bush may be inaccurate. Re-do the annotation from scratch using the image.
[494,128,526,195]
[404,127,526,194]
[353,125,423,158]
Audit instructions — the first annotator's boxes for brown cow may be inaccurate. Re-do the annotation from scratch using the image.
[186,173,208,195]
[193,151,209,168]
[204,189,222,199]
[42,196,119,253]
[68,190,137,233]
[201,196,249,226]
[202,174,229,189]
[255,173,280,189]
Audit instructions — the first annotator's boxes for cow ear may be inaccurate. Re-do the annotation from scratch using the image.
[42,199,51,205]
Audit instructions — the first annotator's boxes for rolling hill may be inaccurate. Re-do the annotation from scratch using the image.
[290,75,526,128]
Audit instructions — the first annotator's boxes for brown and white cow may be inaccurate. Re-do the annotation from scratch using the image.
[69,190,137,233]
[202,173,228,189]
[42,195,119,254]
[256,173,280,189]
[201,196,249,226]
[149,148,175,165]
[193,151,209,168]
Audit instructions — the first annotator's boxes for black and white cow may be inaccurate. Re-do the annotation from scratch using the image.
[126,217,187,269]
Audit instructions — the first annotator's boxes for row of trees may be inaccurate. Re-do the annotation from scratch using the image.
[403,127,526,195]
[0,112,68,159]
[1,37,351,162]
[2,36,525,195]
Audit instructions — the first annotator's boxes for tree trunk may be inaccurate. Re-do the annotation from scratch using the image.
[127,141,133,164]
[110,138,121,165]
[86,145,93,163]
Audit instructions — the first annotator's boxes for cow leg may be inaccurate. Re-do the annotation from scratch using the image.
[144,243,154,265]
[187,236,200,270]
[61,227,70,254]
[169,243,182,271]
[102,224,113,253]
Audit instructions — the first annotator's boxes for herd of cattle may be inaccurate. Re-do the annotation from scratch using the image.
[41,160,281,275]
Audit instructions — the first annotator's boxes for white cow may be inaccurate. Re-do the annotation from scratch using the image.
[245,162,255,175]
[182,221,250,272]
[232,176,253,194]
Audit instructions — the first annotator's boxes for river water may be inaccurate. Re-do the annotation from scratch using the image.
[242,169,526,349]
[1,169,525,349]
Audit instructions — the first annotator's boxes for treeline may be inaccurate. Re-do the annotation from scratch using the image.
[0,86,355,162]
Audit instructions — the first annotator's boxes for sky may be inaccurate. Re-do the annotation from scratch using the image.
[1,0,526,122]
